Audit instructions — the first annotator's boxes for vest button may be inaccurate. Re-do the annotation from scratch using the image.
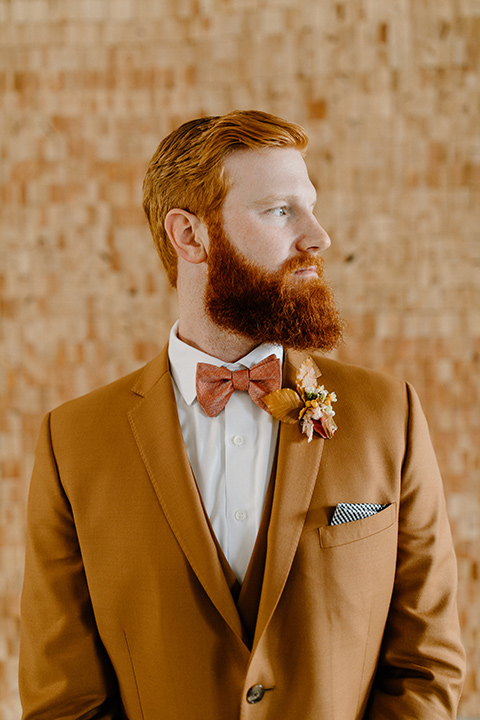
[246,684,265,704]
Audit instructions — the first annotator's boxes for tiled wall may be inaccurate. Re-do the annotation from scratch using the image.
[1,0,479,717]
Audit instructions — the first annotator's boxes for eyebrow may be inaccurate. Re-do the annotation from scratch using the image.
[250,193,317,208]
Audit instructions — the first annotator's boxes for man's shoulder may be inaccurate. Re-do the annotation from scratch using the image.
[286,349,410,423]
[49,345,170,425]
[287,349,406,394]
[300,352,417,443]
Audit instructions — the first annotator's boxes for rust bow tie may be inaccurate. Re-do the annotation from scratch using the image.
[196,354,282,417]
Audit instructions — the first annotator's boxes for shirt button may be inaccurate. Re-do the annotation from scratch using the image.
[235,509,248,522]
[246,684,265,704]
[232,435,244,446]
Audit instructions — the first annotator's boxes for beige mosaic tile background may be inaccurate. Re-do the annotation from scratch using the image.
[1,0,479,717]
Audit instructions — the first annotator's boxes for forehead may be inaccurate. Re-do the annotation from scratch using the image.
[222,146,315,204]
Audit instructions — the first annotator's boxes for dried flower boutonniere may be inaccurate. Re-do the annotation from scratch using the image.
[263,357,337,442]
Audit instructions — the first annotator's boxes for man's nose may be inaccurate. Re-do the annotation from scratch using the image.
[295,215,331,253]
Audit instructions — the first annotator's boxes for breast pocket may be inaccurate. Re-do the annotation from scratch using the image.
[318,502,397,548]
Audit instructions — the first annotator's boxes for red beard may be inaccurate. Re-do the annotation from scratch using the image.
[204,217,345,352]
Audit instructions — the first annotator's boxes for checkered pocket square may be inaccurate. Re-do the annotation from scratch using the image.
[330,502,389,526]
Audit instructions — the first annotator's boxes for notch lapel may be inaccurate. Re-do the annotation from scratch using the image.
[128,347,245,644]
[253,350,325,649]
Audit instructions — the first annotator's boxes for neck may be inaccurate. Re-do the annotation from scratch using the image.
[175,266,259,362]
[177,315,258,363]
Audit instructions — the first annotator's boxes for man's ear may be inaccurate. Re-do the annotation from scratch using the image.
[164,209,208,264]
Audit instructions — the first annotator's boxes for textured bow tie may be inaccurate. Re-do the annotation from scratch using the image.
[196,354,282,417]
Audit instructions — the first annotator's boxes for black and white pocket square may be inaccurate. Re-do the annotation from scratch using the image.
[330,503,389,526]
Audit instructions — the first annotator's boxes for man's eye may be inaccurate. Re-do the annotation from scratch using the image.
[270,207,288,216]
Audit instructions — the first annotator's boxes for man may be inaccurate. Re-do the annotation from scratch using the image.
[19,110,465,719]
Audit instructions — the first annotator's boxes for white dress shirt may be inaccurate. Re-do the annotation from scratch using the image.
[168,322,282,582]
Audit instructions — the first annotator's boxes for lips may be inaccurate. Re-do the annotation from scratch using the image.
[295,266,318,274]
[292,266,319,279]
[279,255,324,284]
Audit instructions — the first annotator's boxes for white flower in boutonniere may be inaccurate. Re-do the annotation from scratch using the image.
[263,357,338,442]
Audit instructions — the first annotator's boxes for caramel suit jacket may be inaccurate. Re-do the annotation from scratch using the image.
[19,347,466,720]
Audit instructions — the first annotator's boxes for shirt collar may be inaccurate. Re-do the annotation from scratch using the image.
[168,320,284,406]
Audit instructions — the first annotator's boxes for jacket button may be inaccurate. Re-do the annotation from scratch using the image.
[246,684,265,704]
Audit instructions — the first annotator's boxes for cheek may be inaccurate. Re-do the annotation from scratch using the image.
[221,213,290,270]
[238,231,289,270]
[253,238,290,271]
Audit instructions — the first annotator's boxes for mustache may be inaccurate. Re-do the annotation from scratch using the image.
[277,253,325,278]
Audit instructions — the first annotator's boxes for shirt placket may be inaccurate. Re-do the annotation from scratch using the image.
[224,393,256,580]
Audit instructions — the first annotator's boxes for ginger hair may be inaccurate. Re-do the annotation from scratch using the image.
[142,110,309,287]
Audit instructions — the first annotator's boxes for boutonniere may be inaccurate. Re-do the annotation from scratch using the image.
[263,357,337,442]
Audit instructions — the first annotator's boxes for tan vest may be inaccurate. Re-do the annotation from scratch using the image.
[211,472,276,648]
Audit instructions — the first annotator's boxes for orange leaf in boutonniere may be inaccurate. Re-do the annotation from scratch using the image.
[263,357,338,442]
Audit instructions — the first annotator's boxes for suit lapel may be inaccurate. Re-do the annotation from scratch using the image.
[127,347,245,644]
[253,350,325,649]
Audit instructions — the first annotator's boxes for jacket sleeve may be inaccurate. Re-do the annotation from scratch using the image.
[366,383,466,719]
[19,413,122,720]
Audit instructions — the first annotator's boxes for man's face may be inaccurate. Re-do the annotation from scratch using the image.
[218,146,331,276]
[203,147,344,352]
